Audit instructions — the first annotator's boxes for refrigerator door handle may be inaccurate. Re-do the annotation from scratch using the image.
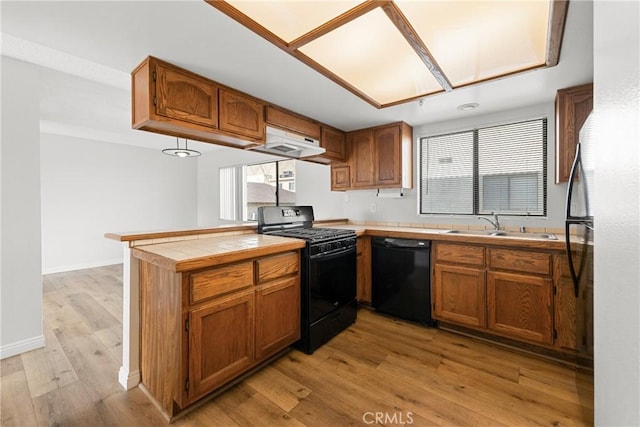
[566,143,581,219]
[565,222,581,297]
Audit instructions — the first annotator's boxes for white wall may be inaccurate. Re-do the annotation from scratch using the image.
[40,133,199,273]
[593,1,640,424]
[343,103,568,230]
[1,57,44,358]
[197,148,345,226]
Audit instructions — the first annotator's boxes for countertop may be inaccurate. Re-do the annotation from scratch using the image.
[326,224,569,251]
[124,221,571,273]
[131,233,306,272]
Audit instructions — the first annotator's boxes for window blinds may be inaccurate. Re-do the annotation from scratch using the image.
[420,118,547,216]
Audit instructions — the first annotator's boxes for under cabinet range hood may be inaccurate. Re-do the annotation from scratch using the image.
[252,126,326,158]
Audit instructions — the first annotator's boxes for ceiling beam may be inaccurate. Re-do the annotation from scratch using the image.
[381,2,453,92]
[546,0,570,66]
[288,1,388,50]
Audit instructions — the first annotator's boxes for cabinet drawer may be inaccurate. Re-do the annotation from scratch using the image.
[256,252,299,283]
[434,243,485,267]
[489,249,551,276]
[191,261,254,303]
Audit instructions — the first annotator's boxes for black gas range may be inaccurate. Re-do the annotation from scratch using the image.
[257,206,357,354]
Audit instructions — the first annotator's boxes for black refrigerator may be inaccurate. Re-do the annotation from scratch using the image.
[565,114,594,363]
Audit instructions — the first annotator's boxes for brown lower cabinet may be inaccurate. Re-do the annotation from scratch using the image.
[138,250,300,419]
[433,264,486,328]
[487,271,553,344]
[189,288,255,400]
[432,241,586,354]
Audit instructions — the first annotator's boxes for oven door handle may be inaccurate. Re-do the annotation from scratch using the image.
[309,245,356,260]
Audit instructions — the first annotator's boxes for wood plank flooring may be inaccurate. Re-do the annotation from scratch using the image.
[1,264,594,426]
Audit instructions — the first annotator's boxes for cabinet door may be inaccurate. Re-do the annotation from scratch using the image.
[155,62,218,128]
[255,277,300,361]
[555,83,593,183]
[356,237,371,303]
[433,264,486,328]
[189,288,254,399]
[321,126,346,161]
[266,106,321,139]
[331,164,351,191]
[374,125,401,186]
[219,88,265,139]
[350,129,375,187]
[487,271,553,344]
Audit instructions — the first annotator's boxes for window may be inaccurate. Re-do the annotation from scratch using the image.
[220,160,296,222]
[419,118,547,216]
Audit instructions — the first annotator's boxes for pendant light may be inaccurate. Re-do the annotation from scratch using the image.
[162,137,201,157]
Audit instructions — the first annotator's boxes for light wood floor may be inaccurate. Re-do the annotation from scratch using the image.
[1,264,594,426]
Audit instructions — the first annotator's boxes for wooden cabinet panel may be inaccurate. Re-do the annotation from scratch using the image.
[554,252,593,354]
[255,277,300,361]
[321,126,346,161]
[555,83,593,183]
[488,249,551,276]
[374,125,401,186]
[331,164,351,191]
[555,275,577,350]
[219,88,265,139]
[350,129,375,187]
[265,106,321,139]
[487,271,553,344]
[434,243,485,267]
[344,122,412,190]
[356,236,371,303]
[190,261,253,304]
[155,62,219,128]
[256,252,299,283]
[433,264,486,328]
[189,288,255,399]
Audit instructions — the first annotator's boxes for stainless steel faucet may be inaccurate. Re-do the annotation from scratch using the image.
[478,213,500,230]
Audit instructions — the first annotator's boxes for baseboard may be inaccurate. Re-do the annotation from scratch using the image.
[42,258,122,275]
[0,335,45,360]
[119,366,141,390]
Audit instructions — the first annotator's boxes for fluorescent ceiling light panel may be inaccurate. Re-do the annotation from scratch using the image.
[299,8,442,105]
[208,0,562,108]
[395,0,550,87]
[225,0,361,43]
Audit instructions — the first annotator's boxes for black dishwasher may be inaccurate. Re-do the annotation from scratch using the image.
[371,238,435,326]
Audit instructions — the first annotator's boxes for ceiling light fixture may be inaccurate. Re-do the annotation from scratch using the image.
[457,103,479,111]
[162,137,201,158]
[207,0,568,109]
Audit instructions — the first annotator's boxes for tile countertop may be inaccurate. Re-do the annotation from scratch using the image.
[117,220,578,273]
[326,224,572,251]
[131,233,306,272]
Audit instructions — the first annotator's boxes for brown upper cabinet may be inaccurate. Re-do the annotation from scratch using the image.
[265,106,321,140]
[555,83,593,183]
[332,122,412,191]
[132,56,351,160]
[265,106,346,163]
[349,129,376,188]
[320,126,346,162]
[154,61,218,129]
[219,88,265,140]
[132,56,264,149]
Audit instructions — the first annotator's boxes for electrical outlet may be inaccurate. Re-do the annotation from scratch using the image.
[370,203,377,213]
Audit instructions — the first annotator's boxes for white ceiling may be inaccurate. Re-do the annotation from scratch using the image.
[1,1,593,153]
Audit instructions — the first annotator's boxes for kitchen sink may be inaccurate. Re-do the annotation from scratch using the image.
[439,229,558,240]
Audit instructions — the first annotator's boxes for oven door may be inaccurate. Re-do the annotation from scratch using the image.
[308,246,357,324]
